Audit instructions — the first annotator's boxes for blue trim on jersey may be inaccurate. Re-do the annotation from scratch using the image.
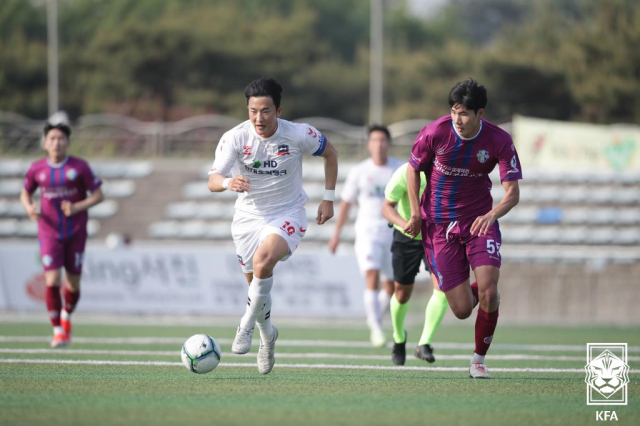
[448,138,475,218]
[434,135,463,222]
[51,167,63,240]
[60,165,73,239]
[312,134,327,156]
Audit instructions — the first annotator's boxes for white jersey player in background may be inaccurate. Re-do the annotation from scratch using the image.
[328,125,403,347]
[208,77,338,374]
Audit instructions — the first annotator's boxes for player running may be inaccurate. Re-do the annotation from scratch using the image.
[404,79,522,378]
[328,125,403,348]
[20,118,104,348]
[382,162,450,365]
[208,77,338,374]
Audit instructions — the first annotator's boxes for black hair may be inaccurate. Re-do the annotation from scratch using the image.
[43,122,71,138]
[448,78,488,113]
[368,124,391,143]
[245,77,283,109]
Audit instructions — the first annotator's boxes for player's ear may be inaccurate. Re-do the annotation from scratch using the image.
[477,108,485,119]
[276,106,283,117]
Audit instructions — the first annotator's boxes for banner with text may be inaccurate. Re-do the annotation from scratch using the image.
[513,115,640,172]
[0,243,365,317]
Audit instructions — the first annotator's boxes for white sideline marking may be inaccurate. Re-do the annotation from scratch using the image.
[1,348,638,362]
[2,358,639,373]
[1,336,638,353]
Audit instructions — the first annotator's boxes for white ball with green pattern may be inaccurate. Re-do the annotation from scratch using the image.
[181,334,221,374]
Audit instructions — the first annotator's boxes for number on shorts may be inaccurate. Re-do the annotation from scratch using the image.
[280,221,295,237]
[486,239,501,254]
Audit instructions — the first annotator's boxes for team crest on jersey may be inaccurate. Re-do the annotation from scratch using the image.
[277,144,290,156]
[66,168,78,181]
[477,150,489,163]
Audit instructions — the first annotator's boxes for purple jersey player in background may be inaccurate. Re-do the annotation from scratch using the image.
[20,118,104,348]
[404,78,522,379]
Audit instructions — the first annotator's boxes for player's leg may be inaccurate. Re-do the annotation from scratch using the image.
[363,269,385,347]
[40,237,67,347]
[377,243,394,324]
[416,273,449,363]
[60,232,86,341]
[465,219,503,379]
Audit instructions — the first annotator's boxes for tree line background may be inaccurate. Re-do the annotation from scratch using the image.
[1,0,638,125]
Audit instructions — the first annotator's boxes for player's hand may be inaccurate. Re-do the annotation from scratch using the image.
[60,200,78,217]
[470,212,497,236]
[317,200,334,225]
[228,176,250,193]
[26,204,40,221]
[327,233,340,254]
[403,215,422,238]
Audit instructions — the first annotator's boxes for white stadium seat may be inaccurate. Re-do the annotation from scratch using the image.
[0,159,27,177]
[0,179,23,196]
[149,221,180,238]
[101,180,136,198]
[0,219,18,236]
[166,202,198,219]
[585,227,615,245]
[531,227,559,244]
[616,228,640,245]
[88,200,118,218]
[613,209,640,225]
[557,227,587,244]
[561,208,590,225]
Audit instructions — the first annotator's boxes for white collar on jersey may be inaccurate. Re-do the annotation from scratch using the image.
[453,120,483,141]
[250,118,281,141]
[46,155,70,169]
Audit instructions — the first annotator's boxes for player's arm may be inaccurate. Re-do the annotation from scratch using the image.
[470,180,520,236]
[20,188,40,221]
[327,200,351,253]
[382,199,406,229]
[207,173,250,193]
[316,140,338,225]
[403,165,422,238]
[61,187,104,217]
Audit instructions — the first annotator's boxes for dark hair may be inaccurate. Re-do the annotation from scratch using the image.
[245,77,283,109]
[368,124,391,143]
[43,122,71,138]
[448,78,488,113]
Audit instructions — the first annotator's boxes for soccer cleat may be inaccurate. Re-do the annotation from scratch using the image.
[370,329,386,348]
[50,332,69,348]
[257,326,278,375]
[61,316,72,340]
[231,326,254,354]
[391,331,407,366]
[469,362,491,379]
[414,344,436,363]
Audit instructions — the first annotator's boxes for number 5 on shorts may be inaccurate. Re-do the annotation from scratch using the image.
[486,239,501,254]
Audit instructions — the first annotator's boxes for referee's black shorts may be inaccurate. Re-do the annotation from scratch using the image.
[391,229,429,285]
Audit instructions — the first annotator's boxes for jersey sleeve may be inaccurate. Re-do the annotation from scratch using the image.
[23,164,38,193]
[409,127,434,172]
[82,162,102,192]
[497,137,523,182]
[208,135,238,176]
[300,125,328,156]
[340,165,359,204]
[384,163,407,203]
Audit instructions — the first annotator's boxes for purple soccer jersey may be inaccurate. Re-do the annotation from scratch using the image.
[24,156,102,240]
[409,115,522,223]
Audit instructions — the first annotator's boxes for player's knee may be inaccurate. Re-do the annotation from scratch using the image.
[395,287,411,304]
[451,305,472,320]
[479,287,498,308]
[252,252,276,277]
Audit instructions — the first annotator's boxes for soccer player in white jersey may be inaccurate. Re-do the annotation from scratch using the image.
[208,77,338,374]
[328,125,403,347]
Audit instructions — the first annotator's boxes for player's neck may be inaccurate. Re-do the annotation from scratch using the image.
[372,157,387,166]
[47,154,68,166]
[455,120,483,140]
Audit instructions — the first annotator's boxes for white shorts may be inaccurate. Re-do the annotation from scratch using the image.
[354,236,393,281]
[231,208,308,274]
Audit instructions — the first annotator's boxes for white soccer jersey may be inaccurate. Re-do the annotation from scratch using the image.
[341,157,404,242]
[209,118,327,217]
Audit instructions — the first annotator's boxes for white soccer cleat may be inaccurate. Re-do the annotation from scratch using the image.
[257,326,278,375]
[370,329,386,348]
[231,326,254,354]
[469,362,491,379]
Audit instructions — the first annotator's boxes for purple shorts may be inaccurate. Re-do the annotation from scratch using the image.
[422,217,502,292]
[38,231,87,275]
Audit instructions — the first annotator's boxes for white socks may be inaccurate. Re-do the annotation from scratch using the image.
[471,352,486,365]
[364,289,382,333]
[240,276,273,331]
[256,294,274,342]
[377,290,391,321]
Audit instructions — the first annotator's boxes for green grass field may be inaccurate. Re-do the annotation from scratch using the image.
[0,318,638,426]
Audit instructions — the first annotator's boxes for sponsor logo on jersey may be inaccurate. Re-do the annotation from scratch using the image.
[277,144,290,156]
[66,168,78,181]
[476,150,489,163]
[506,155,520,175]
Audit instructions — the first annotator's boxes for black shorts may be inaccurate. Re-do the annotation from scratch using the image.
[391,229,429,285]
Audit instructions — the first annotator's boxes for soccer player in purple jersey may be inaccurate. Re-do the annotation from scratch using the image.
[404,79,522,378]
[20,121,104,348]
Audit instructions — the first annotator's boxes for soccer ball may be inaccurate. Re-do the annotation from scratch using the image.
[181,334,221,374]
